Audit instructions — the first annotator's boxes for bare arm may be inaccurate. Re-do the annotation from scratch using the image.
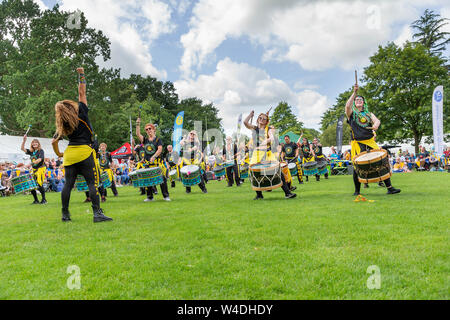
[52,138,64,157]
[310,144,316,158]
[77,67,87,106]
[345,84,358,118]
[21,136,27,153]
[136,118,144,144]
[244,111,256,130]
[368,113,381,131]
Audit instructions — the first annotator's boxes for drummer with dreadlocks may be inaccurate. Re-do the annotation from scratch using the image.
[345,83,400,196]
[244,110,296,200]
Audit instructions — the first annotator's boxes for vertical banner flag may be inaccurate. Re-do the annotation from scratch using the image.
[129,116,133,146]
[336,114,345,155]
[173,111,184,154]
[432,86,444,156]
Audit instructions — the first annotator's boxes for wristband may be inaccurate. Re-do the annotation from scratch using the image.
[78,73,86,84]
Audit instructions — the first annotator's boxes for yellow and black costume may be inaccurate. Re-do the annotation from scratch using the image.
[223,143,241,187]
[61,101,103,215]
[313,143,328,180]
[282,141,303,183]
[142,136,170,199]
[99,151,118,197]
[25,148,47,204]
[180,140,207,193]
[165,151,180,188]
[348,99,399,195]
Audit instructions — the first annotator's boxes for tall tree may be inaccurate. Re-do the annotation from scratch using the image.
[363,42,449,153]
[270,101,303,134]
[0,0,111,137]
[411,9,450,55]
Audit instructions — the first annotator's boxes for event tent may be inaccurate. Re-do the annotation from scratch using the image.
[0,135,69,164]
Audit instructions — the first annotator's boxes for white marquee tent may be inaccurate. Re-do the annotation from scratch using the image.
[0,135,69,164]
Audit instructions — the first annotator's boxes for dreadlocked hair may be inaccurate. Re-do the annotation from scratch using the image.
[55,100,79,137]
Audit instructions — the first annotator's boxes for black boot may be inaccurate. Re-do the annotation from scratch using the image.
[62,209,71,222]
[93,208,113,223]
[386,187,401,195]
[316,175,320,181]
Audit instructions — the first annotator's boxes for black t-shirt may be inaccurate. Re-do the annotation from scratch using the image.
[99,152,113,169]
[300,143,312,159]
[182,141,200,160]
[313,144,323,157]
[68,102,94,146]
[134,145,145,162]
[166,152,179,166]
[143,137,163,161]
[348,112,374,141]
[223,143,238,163]
[251,127,268,149]
[282,142,298,160]
[26,149,45,169]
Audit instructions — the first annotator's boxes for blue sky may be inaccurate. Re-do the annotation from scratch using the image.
[39,0,449,134]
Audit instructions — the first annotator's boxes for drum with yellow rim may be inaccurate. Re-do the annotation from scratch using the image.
[280,161,292,184]
[353,149,392,183]
[249,161,282,191]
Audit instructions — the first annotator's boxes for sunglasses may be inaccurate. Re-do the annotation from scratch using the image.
[145,128,153,131]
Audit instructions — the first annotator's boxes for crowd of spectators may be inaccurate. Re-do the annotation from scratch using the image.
[0,157,138,197]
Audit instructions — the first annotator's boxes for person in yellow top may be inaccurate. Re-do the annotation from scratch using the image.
[244,110,296,200]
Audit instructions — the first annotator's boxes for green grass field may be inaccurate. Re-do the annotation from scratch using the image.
[0,172,448,300]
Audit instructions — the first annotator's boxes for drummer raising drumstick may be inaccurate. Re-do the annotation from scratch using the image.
[345,83,400,196]
[244,110,296,200]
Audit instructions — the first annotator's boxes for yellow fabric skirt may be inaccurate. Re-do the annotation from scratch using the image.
[250,150,276,165]
[63,145,94,167]
[351,138,379,160]
[33,166,46,187]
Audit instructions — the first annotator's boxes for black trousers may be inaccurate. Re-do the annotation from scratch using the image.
[147,176,169,199]
[102,179,118,197]
[31,186,46,202]
[353,143,392,193]
[226,163,240,186]
[255,172,291,197]
[62,154,100,213]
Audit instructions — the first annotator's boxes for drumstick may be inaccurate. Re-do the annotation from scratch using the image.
[266,107,272,116]
[24,125,32,136]
[355,70,358,85]
[139,105,142,119]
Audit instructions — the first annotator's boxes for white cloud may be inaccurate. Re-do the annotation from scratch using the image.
[59,0,175,78]
[394,25,413,47]
[175,58,328,134]
[179,0,445,77]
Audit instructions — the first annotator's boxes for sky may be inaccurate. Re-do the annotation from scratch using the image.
[37,0,450,135]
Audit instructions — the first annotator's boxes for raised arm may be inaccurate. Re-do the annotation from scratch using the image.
[21,135,27,153]
[136,118,144,144]
[369,113,380,131]
[244,111,256,130]
[77,67,87,106]
[345,84,358,118]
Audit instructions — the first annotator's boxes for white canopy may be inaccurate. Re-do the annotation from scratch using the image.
[0,135,69,164]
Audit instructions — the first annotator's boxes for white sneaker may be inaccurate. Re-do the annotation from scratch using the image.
[144,198,154,202]
[163,197,171,202]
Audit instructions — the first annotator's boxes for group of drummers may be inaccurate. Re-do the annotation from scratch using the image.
[14,66,401,223]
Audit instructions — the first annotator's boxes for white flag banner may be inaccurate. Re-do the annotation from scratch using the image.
[432,86,444,157]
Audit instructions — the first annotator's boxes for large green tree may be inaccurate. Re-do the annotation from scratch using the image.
[411,9,450,55]
[270,101,303,135]
[0,0,111,137]
[363,42,449,153]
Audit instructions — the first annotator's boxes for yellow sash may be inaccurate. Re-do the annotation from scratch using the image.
[250,150,276,165]
[33,166,46,187]
[351,138,379,160]
[63,145,94,166]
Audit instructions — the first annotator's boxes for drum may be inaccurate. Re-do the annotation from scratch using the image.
[213,164,226,178]
[169,169,178,182]
[100,171,111,188]
[302,161,318,176]
[75,175,88,192]
[239,163,249,179]
[249,162,282,191]
[288,162,298,176]
[353,149,392,183]
[280,161,292,184]
[180,165,201,186]
[11,173,38,194]
[224,160,234,168]
[129,171,139,188]
[134,167,164,187]
[317,159,328,175]
[206,171,215,181]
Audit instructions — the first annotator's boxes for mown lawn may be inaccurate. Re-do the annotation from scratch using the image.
[0,172,448,299]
